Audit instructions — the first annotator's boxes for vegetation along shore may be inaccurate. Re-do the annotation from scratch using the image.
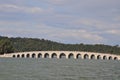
[0,36,120,55]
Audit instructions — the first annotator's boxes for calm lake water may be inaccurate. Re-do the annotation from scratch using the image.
[0,58,120,80]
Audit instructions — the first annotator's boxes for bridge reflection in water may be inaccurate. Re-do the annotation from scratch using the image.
[1,51,120,60]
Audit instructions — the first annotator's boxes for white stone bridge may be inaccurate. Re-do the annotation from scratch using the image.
[0,51,120,60]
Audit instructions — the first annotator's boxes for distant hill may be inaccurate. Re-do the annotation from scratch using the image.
[0,36,120,55]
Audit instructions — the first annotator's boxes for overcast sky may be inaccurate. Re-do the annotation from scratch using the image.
[0,0,120,45]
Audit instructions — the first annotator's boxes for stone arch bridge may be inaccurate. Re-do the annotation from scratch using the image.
[0,51,120,60]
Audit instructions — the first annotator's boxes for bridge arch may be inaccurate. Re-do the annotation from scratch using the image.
[21,54,25,58]
[91,54,95,59]
[103,55,107,60]
[108,56,112,60]
[84,54,89,59]
[13,55,16,58]
[26,54,30,58]
[114,57,118,60]
[68,53,74,59]
[59,53,66,59]
[44,53,49,58]
[17,54,20,58]
[51,53,57,58]
[38,53,42,58]
[97,55,101,60]
[76,53,81,59]
[32,53,36,58]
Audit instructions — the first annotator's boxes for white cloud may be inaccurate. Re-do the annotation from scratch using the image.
[0,4,52,14]
[34,24,104,43]
[0,20,103,43]
[73,18,120,30]
[106,30,120,35]
[0,0,120,45]
[45,0,68,5]
[0,20,29,28]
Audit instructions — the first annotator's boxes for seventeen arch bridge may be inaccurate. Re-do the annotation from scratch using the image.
[0,51,120,60]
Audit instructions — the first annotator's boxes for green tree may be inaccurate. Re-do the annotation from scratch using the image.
[0,39,14,55]
[0,36,120,55]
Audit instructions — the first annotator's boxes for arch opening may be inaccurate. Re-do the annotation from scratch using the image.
[84,54,89,59]
[59,53,66,59]
[17,54,20,58]
[38,53,42,58]
[44,53,49,58]
[21,54,25,58]
[13,55,16,58]
[91,54,95,59]
[68,53,74,59]
[51,53,57,58]
[114,57,118,60]
[97,55,101,60]
[32,53,36,58]
[103,56,107,60]
[76,54,81,59]
[26,54,30,58]
[108,56,112,60]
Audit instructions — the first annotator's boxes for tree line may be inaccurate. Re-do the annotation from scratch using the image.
[0,36,120,55]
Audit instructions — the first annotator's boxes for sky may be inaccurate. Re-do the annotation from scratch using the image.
[0,0,120,45]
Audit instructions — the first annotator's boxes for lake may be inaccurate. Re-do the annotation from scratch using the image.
[0,58,120,80]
